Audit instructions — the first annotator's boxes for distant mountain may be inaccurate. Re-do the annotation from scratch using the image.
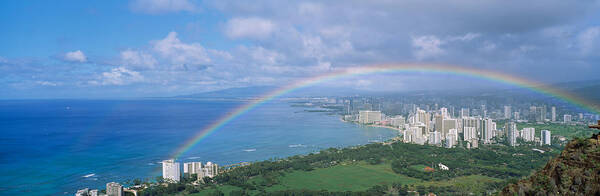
[175,86,377,99]
[174,79,600,100]
[176,86,278,99]
[501,133,600,195]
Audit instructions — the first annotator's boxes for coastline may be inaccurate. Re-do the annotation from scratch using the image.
[339,117,402,132]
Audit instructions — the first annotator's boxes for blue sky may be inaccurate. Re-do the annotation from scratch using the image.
[1,0,600,98]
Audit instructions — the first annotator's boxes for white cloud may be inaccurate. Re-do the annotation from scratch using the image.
[35,81,59,86]
[121,49,158,69]
[578,26,600,55]
[64,50,87,63]
[225,17,276,39]
[97,67,144,85]
[152,31,211,65]
[412,35,444,60]
[130,0,197,14]
[449,32,481,41]
[246,46,284,65]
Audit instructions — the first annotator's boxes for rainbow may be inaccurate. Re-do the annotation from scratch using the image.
[171,63,599,158]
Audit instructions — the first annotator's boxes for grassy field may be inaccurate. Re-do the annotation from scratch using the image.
[417,175,503,194]
[266,162,420,192]
[186,162,504,195]
[408,164,430,172]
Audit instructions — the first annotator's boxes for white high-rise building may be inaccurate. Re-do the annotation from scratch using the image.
[445,132,457,148]
[481,118,495,144]
[390,116,405,128]
[162,159,181,182]
[183,162,203,178]
[541,130,551,145]
[203,162,219,178]
[504,106,512,119]
[513,112,519,121]
[551,107,556,122]
[462,117,481,135]
[428,131,442,145]
[106,182,123,196]
[506,122,518,146]
[564,114,572,123]
[521,127,535,142]
[402,129,412,143]
[463,127,477,141]
[359,110,382,124]
[440,107,449,119]
[415,109,430,132]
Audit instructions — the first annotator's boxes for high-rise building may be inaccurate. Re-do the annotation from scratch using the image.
[445,134,455,148]
[536,106,547,122]
[505,122,518,146]
[203,162,219,178]
[504,106,511,119]
[564,114,572,123]
[162,159,181,182]
[529,106,537,122]
[521,127,535,142]
[415,109,430,132]
[359,110,382,124]
[551,107,556,122]
[462,117,481,135]
[541,130,551,145]
[183,162,203,178]
[513,112,519,121]
[578,113,584,121]
[481,118,495,144]
[428,131,442,145]
[442,119,457,138]
[434,114,444,133]
[463,127,477,141]
[390,116,405,128]
[440,107,449,119]
[403,129,413,143]
[106,182,123,196]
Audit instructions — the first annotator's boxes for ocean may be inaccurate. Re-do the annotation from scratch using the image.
[0,99,397,195]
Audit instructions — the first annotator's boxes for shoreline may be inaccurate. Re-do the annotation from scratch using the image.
[339,117,402,132]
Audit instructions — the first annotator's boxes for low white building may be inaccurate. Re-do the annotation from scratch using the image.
[106,182,123,196]
[438,163,449,170]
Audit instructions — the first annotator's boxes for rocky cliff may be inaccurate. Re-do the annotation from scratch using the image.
[501,133,600,195]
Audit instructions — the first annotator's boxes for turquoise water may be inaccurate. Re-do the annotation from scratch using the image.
[0,99,397,195]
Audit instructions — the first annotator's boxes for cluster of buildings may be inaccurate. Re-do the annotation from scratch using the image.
[350,106,554,149]
[74,160,220,196]
[504,122,552,146]
[75,182,123,196]
[162,159,219,182]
